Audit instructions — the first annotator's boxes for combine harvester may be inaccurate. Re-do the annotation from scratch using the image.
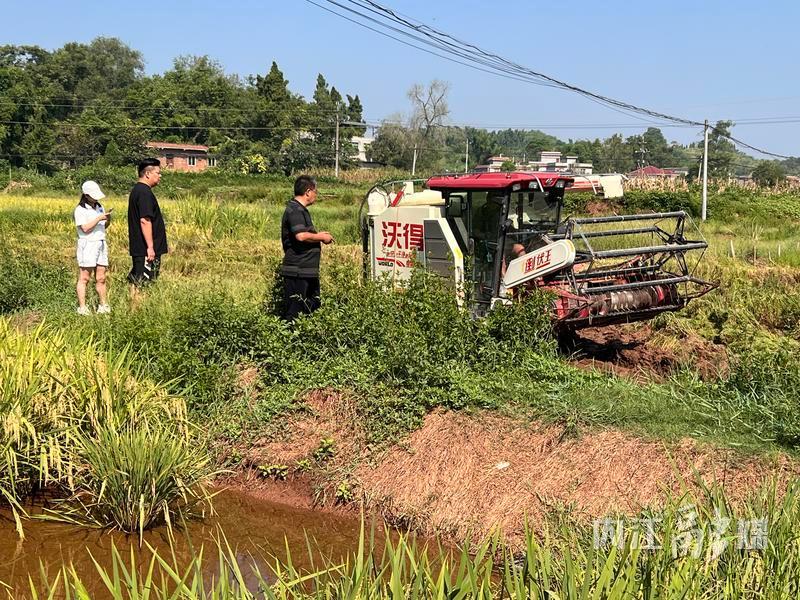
[360,172,716,330]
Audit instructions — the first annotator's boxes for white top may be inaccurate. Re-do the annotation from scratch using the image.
[74,203,107,241]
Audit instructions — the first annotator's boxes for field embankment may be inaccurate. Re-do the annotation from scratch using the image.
[232,389,797,546]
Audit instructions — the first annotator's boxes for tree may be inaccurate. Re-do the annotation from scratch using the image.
[596,134,634,173]
[523,130,562,160]
[368,120,415,169]
[707,120,737,177]
[562,138,600,166]
[407,80,450,170]
[752,161,786,187]
[42,38,143,105]
[780,157,800,176]
[500,159,516,172]
[465,126,498,167]
[408,80,449,137]
[55,105,148,167]
[642,128,670,166]
[131,55,243,145]
[249,61,299,169]
[255,61,291,105]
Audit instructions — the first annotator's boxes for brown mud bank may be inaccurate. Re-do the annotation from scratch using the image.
[222,389,797,546]
[567,323,729,381]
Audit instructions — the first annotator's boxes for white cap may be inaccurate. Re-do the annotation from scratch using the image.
[81,180,106,200]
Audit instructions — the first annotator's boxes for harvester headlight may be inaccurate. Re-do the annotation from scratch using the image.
[555,180,565,188]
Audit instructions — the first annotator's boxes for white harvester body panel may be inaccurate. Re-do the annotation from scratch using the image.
[502,239,576,289]
[370,204,444,281]
[368,187,464,297]
[598,175,624,199]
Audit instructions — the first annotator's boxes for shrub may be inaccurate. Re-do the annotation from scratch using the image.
[0,249,72,314]
[57,423,213,535]
[0,319,210,534]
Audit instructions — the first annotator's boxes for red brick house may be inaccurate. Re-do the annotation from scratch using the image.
[145,141,217,172]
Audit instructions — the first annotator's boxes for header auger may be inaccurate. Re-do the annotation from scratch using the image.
[359,172,716,330]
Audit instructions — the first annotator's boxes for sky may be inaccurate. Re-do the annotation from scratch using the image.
[5,0,800,158]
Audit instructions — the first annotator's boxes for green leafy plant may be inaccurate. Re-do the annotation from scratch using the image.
[257,464,289,480]
[334,480,354,504]
[313,438,335,463]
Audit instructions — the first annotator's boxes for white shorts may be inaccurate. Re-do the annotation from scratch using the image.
[77,239,109,268]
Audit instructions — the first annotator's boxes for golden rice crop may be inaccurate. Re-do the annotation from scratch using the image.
[0,318,211,534]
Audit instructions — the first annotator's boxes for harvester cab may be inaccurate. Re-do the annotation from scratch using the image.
[360,172,716,330]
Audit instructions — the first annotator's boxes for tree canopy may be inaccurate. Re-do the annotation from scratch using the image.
[0,38,791,178]
[0,38,365,174]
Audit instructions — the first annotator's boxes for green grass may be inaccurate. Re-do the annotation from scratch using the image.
[50,423,214,536]
[3,188,800,525]
[4,184,800,593]
[4,191,800,456]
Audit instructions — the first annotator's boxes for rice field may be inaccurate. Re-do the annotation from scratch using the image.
[2,181,800,597]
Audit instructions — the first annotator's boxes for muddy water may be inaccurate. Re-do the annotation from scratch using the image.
[0,488,387,597]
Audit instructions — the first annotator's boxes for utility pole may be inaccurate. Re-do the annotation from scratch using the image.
[334,109,340,178]
[636,144,649,170]
[412,143,418,176]
[702,119,709,221]
[464,136,469,173]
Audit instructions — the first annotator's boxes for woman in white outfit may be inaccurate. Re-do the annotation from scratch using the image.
[74,180,111,315]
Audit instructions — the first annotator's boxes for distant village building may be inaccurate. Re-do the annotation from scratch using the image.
[627,166,687,179]
[146,141,216,172]
[474,151,593,175]
[526,151,593,175]
[351,135,381,168]
[473,155,514,173]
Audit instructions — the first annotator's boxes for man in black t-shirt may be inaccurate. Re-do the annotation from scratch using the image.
[127,158,168,291]
[281,175,334,320]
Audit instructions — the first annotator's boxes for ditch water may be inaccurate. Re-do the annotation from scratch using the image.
[0,488,389,597]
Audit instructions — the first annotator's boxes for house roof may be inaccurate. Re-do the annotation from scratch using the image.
[427,172,573,191]
[628,165,681,177]
[146,141,209,152]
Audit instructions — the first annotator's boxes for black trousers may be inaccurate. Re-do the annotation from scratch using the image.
[127,255,162,286]
[282,276,321,321]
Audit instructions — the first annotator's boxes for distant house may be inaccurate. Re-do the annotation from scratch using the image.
[525,151,593,175]
[475,151,594,175]
[474,155,514,173]
[628,166,686,179]
[351,135,382,168]
[146,141,217,172]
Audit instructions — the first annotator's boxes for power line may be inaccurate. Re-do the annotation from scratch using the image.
[309,0,794,159]
[301,0,559,89]
[0,120,368,131]
[0,100,349,115]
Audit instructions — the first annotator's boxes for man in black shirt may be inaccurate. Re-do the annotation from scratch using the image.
[281,175,334,320]
[128,158,168,292]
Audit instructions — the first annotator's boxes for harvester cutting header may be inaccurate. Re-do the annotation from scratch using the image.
[360,172,716,329]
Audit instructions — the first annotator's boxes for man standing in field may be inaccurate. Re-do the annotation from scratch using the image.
[280,175,334,321]
[127,158,168,298]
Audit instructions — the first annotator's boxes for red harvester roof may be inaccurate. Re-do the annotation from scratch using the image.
[427,172,573,191]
